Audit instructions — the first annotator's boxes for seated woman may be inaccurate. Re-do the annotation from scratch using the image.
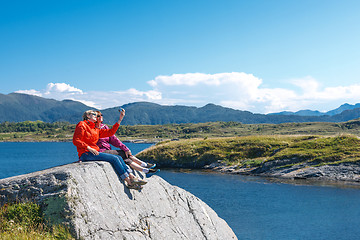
[95,110,159,175]
[72,109,146,190]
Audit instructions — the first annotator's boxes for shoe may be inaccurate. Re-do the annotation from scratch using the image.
[132,178,147,185]
[148,168,160,173]
[127,182,142,190]
[146,163,156,169]
[146,169,160,176]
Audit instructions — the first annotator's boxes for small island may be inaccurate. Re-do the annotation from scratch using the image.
[137,134,360,184]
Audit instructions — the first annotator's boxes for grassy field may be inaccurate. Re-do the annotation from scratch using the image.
[1,119,360,142]
[0,202,74,240]
[137,134,360,169]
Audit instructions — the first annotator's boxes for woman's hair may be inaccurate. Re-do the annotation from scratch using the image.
[95,110,102,116]
[82,110,96,120]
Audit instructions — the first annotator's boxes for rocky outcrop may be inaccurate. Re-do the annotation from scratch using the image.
[0,162,237,240]
[204,160,360,183]
[264,162,360,182]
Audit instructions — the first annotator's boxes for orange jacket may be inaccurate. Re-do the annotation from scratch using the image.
[72,120,120,157]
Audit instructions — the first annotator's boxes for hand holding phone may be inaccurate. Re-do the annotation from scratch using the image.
[118,108,125,120]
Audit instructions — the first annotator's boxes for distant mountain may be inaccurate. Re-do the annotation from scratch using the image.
[269,103,360,117]
[326,103,360,116]
[0,93,90,123]
[1,93,360,125]
[269,109,326,116]
[101,103,258,125]
[100,103,337,125]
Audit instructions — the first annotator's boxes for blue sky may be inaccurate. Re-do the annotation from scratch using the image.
[1,0,360,113]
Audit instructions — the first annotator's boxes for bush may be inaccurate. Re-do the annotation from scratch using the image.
[3,202,43,227]
[0,202,74,240]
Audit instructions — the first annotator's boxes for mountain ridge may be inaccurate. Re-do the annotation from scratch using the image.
[2,92,360,125]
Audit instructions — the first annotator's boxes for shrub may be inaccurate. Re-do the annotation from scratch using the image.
[0,202,74,240]
[3,202,43,227]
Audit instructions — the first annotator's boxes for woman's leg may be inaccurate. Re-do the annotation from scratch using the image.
[80,152,131,182]
[115,150,153,168]
[103,150,149,172]
[96,151,148,184]
[129,155,148,167]
[100,150,134,173]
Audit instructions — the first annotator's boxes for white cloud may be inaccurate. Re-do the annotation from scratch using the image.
[45,83,83,94]
[14,74,360,114]
[149,72,261,87]
[292,76,320,92]
[15,89,42,97]
[147,72,360,113]
[16,83,163,110]
[120,88,162,100]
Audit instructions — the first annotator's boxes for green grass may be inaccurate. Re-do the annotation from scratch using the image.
[137,135,360,169]
[271,135,360,166]
[0,202,74,240]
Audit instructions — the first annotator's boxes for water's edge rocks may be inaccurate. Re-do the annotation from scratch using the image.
[0,162,237,240]
[204,160,360,184]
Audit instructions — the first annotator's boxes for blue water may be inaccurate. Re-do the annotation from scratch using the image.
[0,142,152,179]
[159,170,360,240]
[1,142,360,240]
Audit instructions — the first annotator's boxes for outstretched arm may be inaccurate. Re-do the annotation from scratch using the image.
[99,109,124,138]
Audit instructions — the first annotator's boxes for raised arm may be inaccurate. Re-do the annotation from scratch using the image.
[99,108,125,138]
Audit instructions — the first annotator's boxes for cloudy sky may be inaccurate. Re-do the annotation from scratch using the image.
[1,0,360,113]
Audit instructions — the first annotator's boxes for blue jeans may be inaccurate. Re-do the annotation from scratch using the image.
[80,152,132,180]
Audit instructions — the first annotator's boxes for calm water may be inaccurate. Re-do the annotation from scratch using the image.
[1,142,360,240]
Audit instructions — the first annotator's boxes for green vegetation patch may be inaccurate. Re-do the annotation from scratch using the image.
[0,121,75,142]
[137,135,360,169]
[271,135,360,165]
[0,202,74,239]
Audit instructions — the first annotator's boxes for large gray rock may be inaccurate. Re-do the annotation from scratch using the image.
[0,162,237,240]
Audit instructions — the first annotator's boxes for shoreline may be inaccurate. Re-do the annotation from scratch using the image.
[202,161,360,187]
[2,139,360,187]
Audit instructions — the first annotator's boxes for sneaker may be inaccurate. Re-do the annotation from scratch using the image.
[146,169,160,176]
[148,168,160,173]
[132,178,147,185]
[146,163,156,169]
[127,182,142,190]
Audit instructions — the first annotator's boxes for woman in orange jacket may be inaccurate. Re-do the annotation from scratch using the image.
[73,109,146,189]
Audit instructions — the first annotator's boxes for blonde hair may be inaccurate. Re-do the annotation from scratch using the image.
[82,110,96,120]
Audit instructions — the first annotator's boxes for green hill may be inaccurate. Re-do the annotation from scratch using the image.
[0,93,89,123]
[137,134,360,171]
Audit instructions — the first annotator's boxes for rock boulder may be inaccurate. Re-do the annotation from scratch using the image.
[0,162,237,240]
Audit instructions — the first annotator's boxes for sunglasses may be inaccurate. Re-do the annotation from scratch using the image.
[97,114,103,118]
